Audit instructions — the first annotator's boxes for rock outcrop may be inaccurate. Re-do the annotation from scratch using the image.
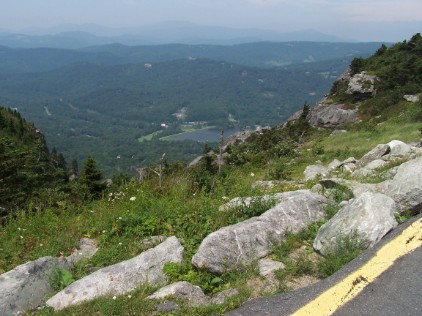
[46,236,184,310]
[192,190,327,274]
[0,257,68,316]
[313,192,397,255]
[307,101,359,128]
[346,71,377,99]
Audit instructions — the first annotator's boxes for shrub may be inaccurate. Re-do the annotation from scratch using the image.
[317,233,368,278]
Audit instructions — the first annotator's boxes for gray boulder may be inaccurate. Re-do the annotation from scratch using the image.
[210,288,239,305]
[0,257,68,316]
[346,72,377,98]
[330,129,348,136]
[352,159,389,178]
[304,165,328,181]
[258,259,285,277]
[147,281,209,306]
[192,190,327,274]
[386,140,413,158]
[313,192,397,255]
[327,159,342,171]
[46,236,184,310]
[356,144,390,168]
[308,102,359,128]
[403,94,420,103]
[65,238,98,265]
[385,156,422,214]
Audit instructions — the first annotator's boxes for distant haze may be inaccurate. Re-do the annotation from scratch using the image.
[0,0,421,42]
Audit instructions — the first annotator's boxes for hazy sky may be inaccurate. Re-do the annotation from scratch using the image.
[1,0,421,41]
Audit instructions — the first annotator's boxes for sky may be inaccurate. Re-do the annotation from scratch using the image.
[1,0,421,41]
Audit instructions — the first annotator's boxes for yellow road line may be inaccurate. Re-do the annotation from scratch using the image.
[291,218,422,316]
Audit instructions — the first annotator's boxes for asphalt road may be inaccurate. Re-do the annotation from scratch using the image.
[226,214,422,316]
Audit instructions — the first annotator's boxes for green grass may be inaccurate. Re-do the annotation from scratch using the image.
[138,130,163,142]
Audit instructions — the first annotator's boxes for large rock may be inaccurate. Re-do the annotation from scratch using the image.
[346,71,377,99]
[356,144,390,168]
[0,257,68,316]
[192,190,327,274]
[308,102,359,128]
[304,165,328,181]
[385,156,422,214]
[403,94,420,103]
[386,140,413,158]
[313,192,397,255]
[258,259,285,277]
[65,238,98,265]
[46,236,184,310]
[146,281,209,306]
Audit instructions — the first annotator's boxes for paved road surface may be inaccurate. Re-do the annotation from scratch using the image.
[226,214,421,316]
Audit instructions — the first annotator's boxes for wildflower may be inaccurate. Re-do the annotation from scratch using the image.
[130,196,136,201]
[39,244,44,247]
[119,242,122,245]
[102,230,106,233]
[113,296,117,300]
[250,172,255,177]
[118,217,122,220]
[20,236,23,239]
[127,295,132,299]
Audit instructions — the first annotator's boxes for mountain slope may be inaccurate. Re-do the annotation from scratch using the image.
[0,107,67,212]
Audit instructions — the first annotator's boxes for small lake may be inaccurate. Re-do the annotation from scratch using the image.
[164,127,241,142]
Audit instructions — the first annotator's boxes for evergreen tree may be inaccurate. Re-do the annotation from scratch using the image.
[80,156,105,198]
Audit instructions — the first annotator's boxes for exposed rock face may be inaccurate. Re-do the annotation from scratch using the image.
[46,236,184,310]
[313,192,397,255]
[147,281,209,306]
[0,257,68,316]
[192,190,327,274]
[385,156,422,214]
[346,71,377,99]
[222,130,254,151]
[308,102,359,128]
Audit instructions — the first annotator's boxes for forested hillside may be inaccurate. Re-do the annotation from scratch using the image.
[0,58,340,174]
[0,107,67,211]
[0,41,383,174]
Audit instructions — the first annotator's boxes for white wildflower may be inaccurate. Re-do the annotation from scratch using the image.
[113,296,117,300]
[130,196,136,201]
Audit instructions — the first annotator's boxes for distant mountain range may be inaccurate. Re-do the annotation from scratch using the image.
[0,21,355,49]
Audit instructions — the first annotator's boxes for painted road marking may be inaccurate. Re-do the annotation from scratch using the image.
[291,218,422,316]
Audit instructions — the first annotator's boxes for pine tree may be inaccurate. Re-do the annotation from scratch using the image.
[80,156,105,198]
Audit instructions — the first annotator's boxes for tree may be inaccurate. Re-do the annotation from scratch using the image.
[80,156,105,198]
